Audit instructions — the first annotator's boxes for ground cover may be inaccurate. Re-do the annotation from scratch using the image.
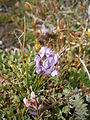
[0,0,90,119]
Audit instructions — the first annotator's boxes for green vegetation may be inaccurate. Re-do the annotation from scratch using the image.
[0,0,90,119]
[0,13,11,24]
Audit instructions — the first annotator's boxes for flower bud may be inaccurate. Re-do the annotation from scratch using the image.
[31,91,35,99]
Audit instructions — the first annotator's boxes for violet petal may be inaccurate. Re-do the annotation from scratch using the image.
[46,48,54,57]
[36,67,42,74]
[41,28,49,35]
[30,111,37,116]
[23,98,31,108]
[38,104,44,110]
[43,59,49,69]
[39,47,46,58]
[54,53,59,64]
[50,26,56,31]
[36,98,40,103]
[45,66,55,75]
[48,56,54,66]
[34,55,41,67]
[51,70,58,77]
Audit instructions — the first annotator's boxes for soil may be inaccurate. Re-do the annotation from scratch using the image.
[0,0,20,50]
[0,23,19,50]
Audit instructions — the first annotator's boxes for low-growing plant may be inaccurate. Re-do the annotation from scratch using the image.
[0,0,90,120]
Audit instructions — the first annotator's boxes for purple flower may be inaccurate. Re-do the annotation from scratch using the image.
[23,98,31,108]
[30,104,44,116]
[42,66,46,72]
[46,48,54,57]
[34,47,59,77]
[36,98,40,103]
[32,105,37,110]
[51,70,58,77]
[31,91,35,99]
[23,92,44,117]
[30,91,36,103]
[41,28,49,35]
[48,56,54,66]
[43,59,50,69]
[38,104,44,110]
[36,67,42,74]
[45,66,54,75]
[30,111,37,116]
[39,47,46,58]
[50,26,56,32]
[54,53,59,64]
[34,55,40,67]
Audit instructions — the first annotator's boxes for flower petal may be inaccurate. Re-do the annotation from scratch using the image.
[45,66,54,75]
[54,53,59,64]
[23,98,31,108]
[30,111,37,116]
[50,26,56,32]
[39,47,46,58]
[23,98,27,105]
[48,56,54,66]
[31,91,35,99]
[34,55,41,67]
[36,67,42,74]
[43,59,49,69]
[46,48,54,57]
[38,104,44,110]
[41,28,49,35]
[51,70,58,77]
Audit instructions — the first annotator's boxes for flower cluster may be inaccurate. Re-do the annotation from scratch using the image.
[23,91,44,116]
[37,26,56,35]
[34,47,59,77]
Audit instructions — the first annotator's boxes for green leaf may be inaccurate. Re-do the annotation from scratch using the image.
[0,109,4,118]
[62,106,69,113]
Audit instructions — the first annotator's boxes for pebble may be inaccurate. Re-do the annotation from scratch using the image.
[0,41,2,45]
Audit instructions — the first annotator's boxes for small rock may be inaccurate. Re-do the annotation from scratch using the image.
[0,41,2,45]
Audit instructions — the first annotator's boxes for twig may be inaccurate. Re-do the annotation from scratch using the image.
[75,54,90,79]
[19,32,24,39]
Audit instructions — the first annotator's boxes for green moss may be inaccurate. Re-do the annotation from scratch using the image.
[0,13,11,24]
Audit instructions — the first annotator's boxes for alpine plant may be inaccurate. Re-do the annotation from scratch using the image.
[34,47,59,77]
